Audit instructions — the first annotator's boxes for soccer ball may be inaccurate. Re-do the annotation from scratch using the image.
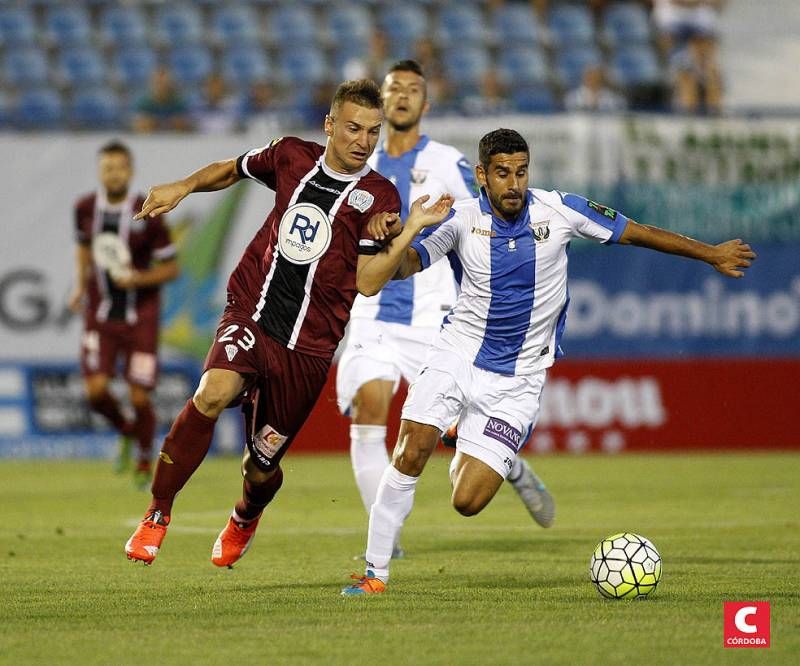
[589,532,662,599]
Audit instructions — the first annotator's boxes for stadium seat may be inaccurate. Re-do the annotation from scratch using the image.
[0,91,10,128]
[267,5,318,45]
[113,47,157,87]
[168,46,213,85]
[493,4,543,45]
[555,46,602,88]
[4,48,49,88]
[511,87,560,113]
[602,2,652,46]
[45,6,91,46]
[378,6,427,48]
[58,47,106,88]
[100,6,147,45]
[155,5,203,45]
[611,45,662,86]
[15,89,63,129]
[221,47,271,87]
[326,4,373,45]
[0,6,36,46]
[549,3,595,46]
[211,5,260,45]
[278,48,328,86]
[70,88,122,129]
[437,5,485,45]
[497,47,549,87]
[443,46,490,93]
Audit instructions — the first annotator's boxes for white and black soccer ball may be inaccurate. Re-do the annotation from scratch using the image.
[589,532,662,599]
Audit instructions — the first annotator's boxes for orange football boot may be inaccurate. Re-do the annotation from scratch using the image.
[125,511,169,564]
[211,516,260,568]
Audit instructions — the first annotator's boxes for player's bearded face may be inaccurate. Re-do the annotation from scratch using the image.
[382,71,428,132]
[325,102,382,173]
[98,153,132,199]
[481,153,530,220]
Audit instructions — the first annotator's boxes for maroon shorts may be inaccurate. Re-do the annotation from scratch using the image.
[80,316,159,389]
[204,309,330,471]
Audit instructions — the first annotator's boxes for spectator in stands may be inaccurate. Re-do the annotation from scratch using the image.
[192,72,242,134]
[463,70,513,116]
[413,37,452,108]
[132,66,192,133]
[239,80,281,132]
[565,64,627,112]
[342,29,393,82]
[652,0,724,114]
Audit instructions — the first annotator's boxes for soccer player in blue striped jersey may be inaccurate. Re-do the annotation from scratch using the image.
[342,128,755,594]
[337,62,553,560]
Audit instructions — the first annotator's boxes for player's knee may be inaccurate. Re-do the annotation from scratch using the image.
[451,491,485,517]
[393,442,428,476]
[193,378,237,417]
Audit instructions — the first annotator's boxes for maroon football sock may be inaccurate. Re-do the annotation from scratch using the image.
[133,402,156,464]
[88,391,131,434]
[234,467,284,522]
[148,399,217,517]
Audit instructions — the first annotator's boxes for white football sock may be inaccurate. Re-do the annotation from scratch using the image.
[365,465,418,582]
[350,424,390,514]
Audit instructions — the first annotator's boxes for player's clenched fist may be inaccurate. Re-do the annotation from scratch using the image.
[134,181,191,220]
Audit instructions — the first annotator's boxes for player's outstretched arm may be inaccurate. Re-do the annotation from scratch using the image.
[356,194,454,296]
[619,220,756,278]
[135,158,241,220]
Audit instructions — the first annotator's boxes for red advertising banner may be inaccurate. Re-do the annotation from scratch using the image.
[292,359,799,454]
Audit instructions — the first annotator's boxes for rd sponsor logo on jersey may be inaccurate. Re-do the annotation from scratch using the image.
[347,189,374,213]
[531,220,550,242]
[278,202,332,265]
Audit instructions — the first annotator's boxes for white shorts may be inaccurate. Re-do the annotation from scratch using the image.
[402,347,547,479]
[336,319,439,415]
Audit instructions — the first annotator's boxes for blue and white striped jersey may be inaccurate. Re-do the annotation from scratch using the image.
[350,135,478,327]
[410,188,630,376]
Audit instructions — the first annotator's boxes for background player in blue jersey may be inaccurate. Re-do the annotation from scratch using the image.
[337,62,554,560]
[343,128,756,595]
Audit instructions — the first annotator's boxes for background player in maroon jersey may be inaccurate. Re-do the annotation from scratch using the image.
[124,79,454,566]
[69,141,179,488]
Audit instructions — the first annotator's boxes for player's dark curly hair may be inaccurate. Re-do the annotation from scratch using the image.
[330,79,382,115]
[98,139,132,161]
[478,129,529,169]
[388,59,425,78]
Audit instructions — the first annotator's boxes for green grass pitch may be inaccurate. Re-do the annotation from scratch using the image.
[1,453,798,664]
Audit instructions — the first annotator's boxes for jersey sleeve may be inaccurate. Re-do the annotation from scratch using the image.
[358,184,401,256]
[147,214,177,262]
[557,192,629,244]
[236,136,285,189]
[410,209,460,270]
[450,154,479,200]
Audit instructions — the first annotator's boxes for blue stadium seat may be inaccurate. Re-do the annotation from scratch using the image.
[267,5,318,45]
[221,48,271,87]
[70,88,122,129]
[15,89,63,129]
[0,7,36,46]
[212,5,260,45]
[278,48,328,86]
[326,4,372,45]
[58,47,106,88]
[549,3,595,45]
[378,6,427,47]
[113,47,157,87]
[437,5,485,45]
[4,48,49,88]
[603,2,652,45]
[100,6,147,45]
[555,46,602,88]
[45,6,91,46]
[169,46,213,85]
[611,45,662,86]
[497,47,549,87]
[493,4,542,45]
[443,46,490,92]
[512,87,560,113]
[155,5,203,45]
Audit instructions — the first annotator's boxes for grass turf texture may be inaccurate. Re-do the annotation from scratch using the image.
[1,453,798,665]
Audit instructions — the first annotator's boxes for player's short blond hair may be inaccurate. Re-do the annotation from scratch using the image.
[330,79,382,116]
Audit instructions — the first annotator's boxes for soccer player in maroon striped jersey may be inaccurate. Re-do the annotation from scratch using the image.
[124,79,454,566]
[70,141,179,488]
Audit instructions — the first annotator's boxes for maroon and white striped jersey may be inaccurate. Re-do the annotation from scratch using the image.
[74,191,175,325]
[231,136,400,359]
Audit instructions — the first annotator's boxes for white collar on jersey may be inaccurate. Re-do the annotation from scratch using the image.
[319,152,371,181]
